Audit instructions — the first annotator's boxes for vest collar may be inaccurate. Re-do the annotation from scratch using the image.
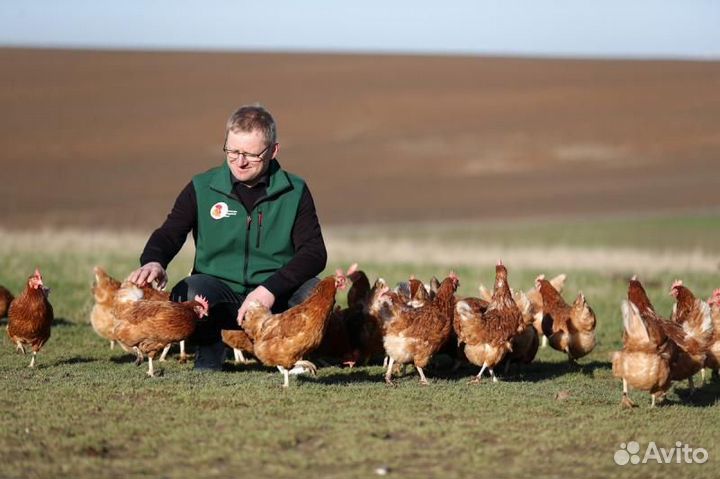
[209,159,292,200]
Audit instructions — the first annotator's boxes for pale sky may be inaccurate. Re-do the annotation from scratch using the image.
[0,0,718,59]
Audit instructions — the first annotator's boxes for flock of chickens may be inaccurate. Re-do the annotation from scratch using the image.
[1,263,719,406]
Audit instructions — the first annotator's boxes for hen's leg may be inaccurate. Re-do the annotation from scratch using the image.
[178,340,188,363]
[416,366,429,385]
[133,347,144,366]
[470,363,488,384]
[700,368,706,387]
[620,378,636,408]
[110,340,115,350]
[277,366,290,388]
[489,368,498,383]
[385,357,396,386]
[15,342,25,354]
[567,351,578,366]
[147,356,156,377]
[28,351,37,368]
[540,335,548,348]
[651,391,668,407]
[233,348,247,364]
[159,344,171,362]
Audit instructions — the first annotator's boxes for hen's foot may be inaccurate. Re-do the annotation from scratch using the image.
[290,360,318,377]
[620,394,637,409]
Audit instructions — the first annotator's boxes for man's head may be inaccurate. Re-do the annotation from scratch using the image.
[223,104,279,185]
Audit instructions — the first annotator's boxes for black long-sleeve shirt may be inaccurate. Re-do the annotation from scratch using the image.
[140,171,327,299]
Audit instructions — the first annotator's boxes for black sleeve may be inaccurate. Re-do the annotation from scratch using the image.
[139,181,197,268]
[261,184,328,298]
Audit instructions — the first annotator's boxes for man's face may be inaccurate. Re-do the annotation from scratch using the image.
[224,129,278,185]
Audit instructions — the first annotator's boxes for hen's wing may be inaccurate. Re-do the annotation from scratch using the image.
[662,300,713,354]
[115,301,196,344]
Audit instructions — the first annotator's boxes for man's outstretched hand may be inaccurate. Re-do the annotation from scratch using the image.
[237,286,275,326]
[128,261,168,290]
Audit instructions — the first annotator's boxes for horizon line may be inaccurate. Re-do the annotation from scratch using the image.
[1,43,718,63]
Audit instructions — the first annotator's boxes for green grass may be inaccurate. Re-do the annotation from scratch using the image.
[331,212,720,253]
[1,216,720,479]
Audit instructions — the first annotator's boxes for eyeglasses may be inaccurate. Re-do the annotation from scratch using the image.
[223,143,273,163]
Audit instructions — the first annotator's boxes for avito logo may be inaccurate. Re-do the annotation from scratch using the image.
[614,441,709,465]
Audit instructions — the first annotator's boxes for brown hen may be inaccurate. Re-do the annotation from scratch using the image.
[526,273,567,348]
[90,266,122,349]
[7,269,54,368]
[379,272,458,385]
[0,284,14,318]
[313,270,372,367]
[222,329,255,364]
[503,290,539,370]
[612,277,674,408]
[362,278,392,365]
[241,265,355,387]
[704,289,720,382]
[454,262,523,383]
[538,277,596,363]
[480,273,566,350]
[662,281,713,392]
[113,292,208,376]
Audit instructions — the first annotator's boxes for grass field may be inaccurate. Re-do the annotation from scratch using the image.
[1,215,720,478]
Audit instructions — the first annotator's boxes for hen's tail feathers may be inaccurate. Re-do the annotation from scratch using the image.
[513,290,532,321]
[478,284,492,302]
[573,294,596,331]
[621,300,650,344]
[549,273,567,292]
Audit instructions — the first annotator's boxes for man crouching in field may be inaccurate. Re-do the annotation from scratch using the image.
[128,104,327,370]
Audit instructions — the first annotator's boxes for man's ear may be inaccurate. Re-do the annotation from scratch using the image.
[271,142,280,159]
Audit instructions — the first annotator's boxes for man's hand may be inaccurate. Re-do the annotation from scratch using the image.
[128,262,168,290]
[237,286,275,326]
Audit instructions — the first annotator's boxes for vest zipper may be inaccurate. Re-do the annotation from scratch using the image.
[243,215,252,285]
[256,211,263,248]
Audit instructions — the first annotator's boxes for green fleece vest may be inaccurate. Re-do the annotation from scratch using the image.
[192,159,305,295]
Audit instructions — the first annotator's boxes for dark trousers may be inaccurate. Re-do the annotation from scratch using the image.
[170,274,321,345]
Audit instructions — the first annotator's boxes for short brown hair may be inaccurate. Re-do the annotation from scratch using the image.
[225,104,277,145]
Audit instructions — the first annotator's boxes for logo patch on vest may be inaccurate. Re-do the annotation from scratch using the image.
[210,202,237,220]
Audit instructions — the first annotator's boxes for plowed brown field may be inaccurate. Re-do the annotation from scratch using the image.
[1,48,718,230]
